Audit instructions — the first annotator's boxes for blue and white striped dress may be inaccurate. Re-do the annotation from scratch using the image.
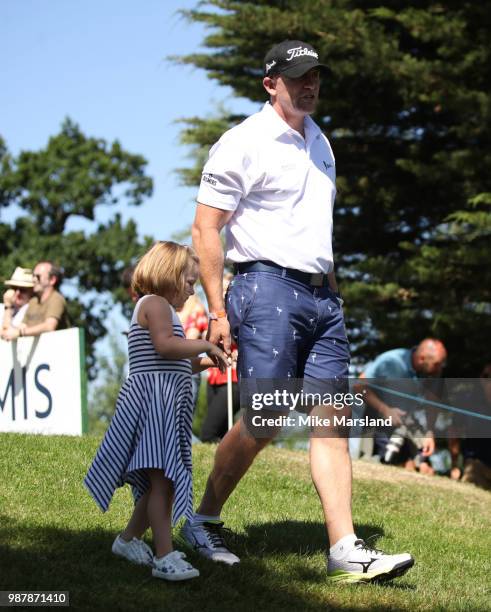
[84,295,194,524]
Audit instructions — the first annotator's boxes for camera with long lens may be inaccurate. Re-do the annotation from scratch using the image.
[383,414,425,464]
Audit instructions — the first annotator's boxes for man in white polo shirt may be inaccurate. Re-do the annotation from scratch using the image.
[183,40,414,583]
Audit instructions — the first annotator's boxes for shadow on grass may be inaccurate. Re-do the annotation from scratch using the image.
[236,520,386,556]
[222,520,417,590]
[0,515,413,612]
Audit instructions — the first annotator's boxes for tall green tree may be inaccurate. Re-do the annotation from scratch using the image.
[175,0,491,374]
[0,119,153,375]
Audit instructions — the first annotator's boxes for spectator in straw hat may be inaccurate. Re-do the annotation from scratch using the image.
[1,267,35,335]
[2,261,68,341]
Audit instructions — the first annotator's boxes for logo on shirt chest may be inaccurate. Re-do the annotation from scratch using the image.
[323,160,333,171]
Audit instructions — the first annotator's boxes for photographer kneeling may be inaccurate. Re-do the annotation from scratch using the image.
[356,339,448,474]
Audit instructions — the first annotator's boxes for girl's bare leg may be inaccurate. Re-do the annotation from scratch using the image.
[146,469,174,558]
[121,491,150,541]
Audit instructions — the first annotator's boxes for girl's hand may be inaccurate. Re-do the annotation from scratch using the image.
[205,342,230,373]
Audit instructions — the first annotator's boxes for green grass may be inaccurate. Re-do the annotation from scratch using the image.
[1,433,490,611]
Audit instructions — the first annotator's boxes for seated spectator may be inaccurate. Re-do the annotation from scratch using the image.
[1,267,34,334]
[2,261,68,341]
[450,364,491,490]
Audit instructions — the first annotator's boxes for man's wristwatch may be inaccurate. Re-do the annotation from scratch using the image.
[209,310,227,321]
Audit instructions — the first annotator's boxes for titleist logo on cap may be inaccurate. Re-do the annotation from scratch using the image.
[286,46,319,61]
[263,40,327,77]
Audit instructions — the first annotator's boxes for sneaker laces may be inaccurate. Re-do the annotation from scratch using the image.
[135,539,153,561]
[355,534,385,556]
[202,521,232,549]
[172,551,194,572]
[160,551,194,573]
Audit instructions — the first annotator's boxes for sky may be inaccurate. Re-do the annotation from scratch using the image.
[0,0,260,367]
[0,0,257,240]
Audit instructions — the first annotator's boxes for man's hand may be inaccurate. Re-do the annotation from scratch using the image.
[205,341,231,373]
[2,327,20,341]
[384,406,407,427]
[207,318,232,355]
[3,289,15,307]
[450,466,462,480]
[421,433,435,457]
[361,385,406,426]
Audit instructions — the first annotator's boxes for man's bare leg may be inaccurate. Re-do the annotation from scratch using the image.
[310,434,354,546]
[309,410,415,583]
[182,418,272,565]
[197,418,272,516]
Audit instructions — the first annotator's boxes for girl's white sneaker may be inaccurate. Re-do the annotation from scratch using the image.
[112,535,153,566]
[152,550,200,581]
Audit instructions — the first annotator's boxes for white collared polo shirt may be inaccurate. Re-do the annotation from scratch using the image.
[197,102,337,273]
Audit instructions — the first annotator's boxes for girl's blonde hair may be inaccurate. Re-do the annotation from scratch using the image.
[131,241,199,300]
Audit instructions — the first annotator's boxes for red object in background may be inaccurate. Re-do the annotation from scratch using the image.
[182,307,208,337]
[208,341,238,385]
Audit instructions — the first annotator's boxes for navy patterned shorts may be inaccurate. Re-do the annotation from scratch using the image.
[226,271,350,385]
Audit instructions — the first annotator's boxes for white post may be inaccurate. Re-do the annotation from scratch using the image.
[227,365,233,431]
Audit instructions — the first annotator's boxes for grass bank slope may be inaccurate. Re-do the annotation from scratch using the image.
[0,434,489,611]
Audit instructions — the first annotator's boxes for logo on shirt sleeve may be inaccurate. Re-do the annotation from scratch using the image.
[201,172,217,187]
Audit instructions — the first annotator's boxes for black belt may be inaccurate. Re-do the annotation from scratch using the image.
[233,260,331,288]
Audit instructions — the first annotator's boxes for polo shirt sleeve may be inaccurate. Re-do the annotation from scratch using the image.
[45,292,67,322]
[197,133,255,211]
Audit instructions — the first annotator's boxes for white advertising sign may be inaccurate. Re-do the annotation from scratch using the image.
[0,328,87,435]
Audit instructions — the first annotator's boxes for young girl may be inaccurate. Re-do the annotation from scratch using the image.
[84,241,228,581]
